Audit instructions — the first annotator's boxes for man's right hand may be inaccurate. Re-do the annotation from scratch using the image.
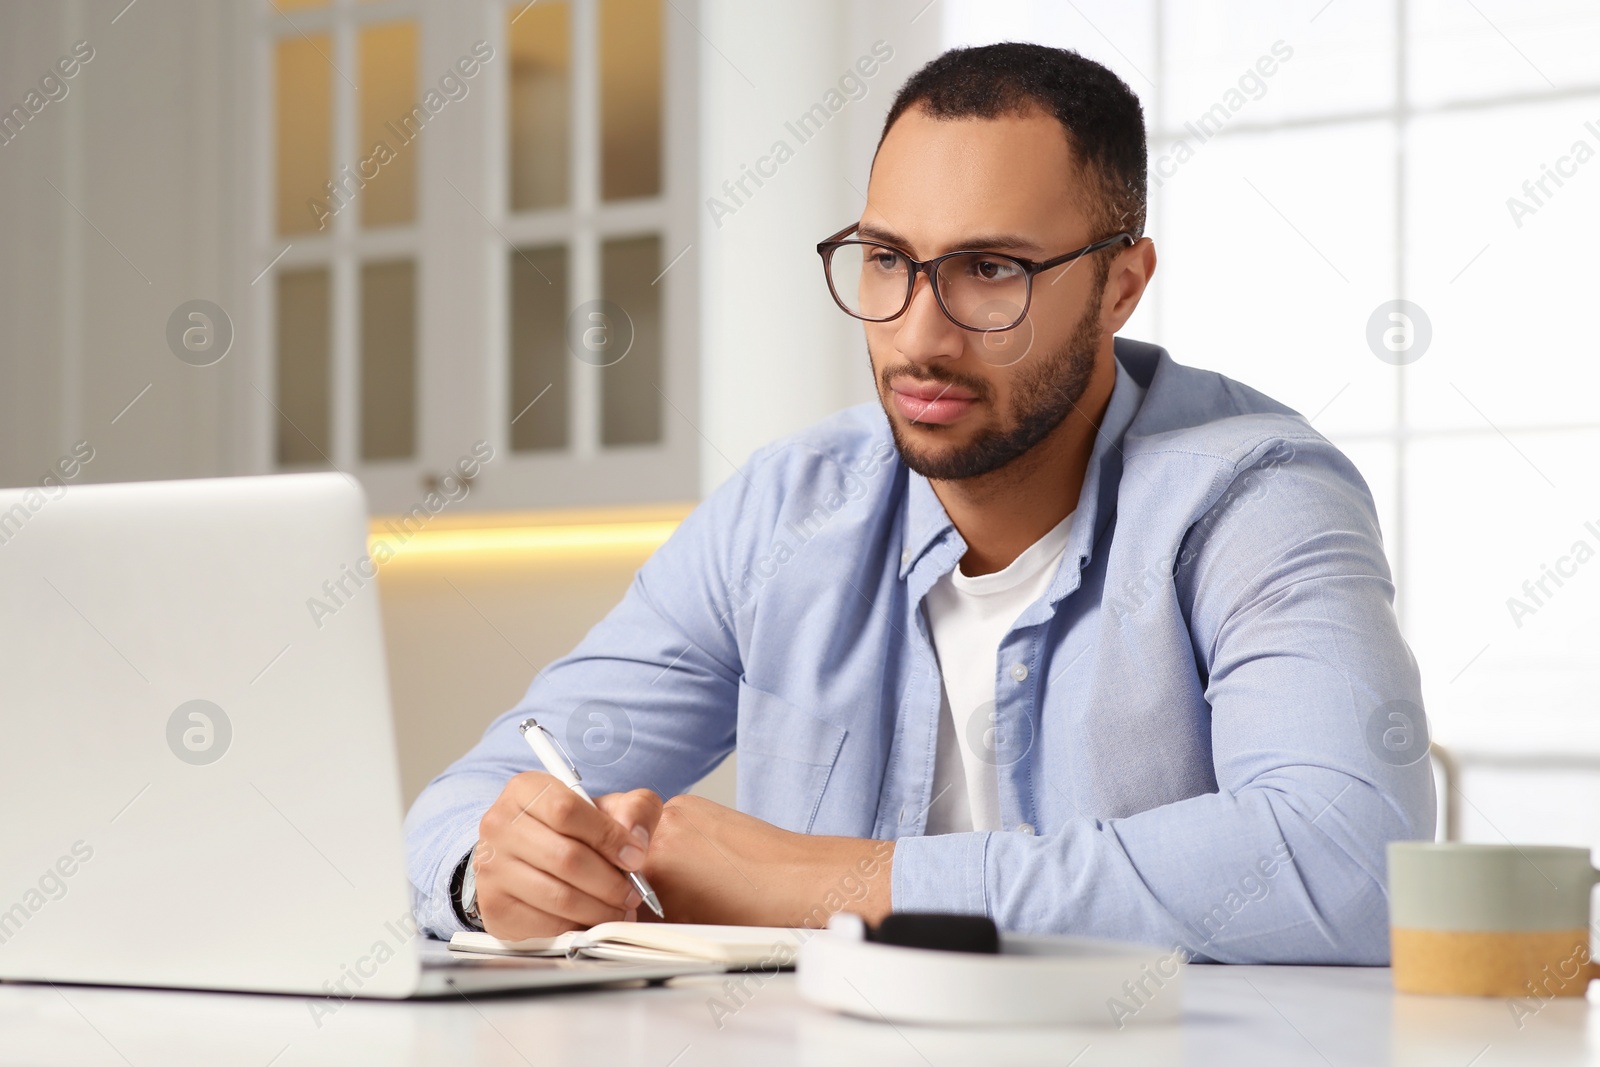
[472,771,663,939]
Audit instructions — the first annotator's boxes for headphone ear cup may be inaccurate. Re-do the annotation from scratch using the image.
[801,915,1185,1026]
[866,912,1000,954]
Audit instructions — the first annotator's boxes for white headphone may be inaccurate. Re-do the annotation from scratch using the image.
[797,912,1185,1027]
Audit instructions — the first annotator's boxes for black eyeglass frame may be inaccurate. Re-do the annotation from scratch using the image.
[816,224,1136,333]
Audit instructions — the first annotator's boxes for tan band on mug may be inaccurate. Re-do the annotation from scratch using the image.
[1392,927,1596,997]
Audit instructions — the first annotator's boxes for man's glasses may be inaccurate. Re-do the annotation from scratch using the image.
[816,224,1134,332]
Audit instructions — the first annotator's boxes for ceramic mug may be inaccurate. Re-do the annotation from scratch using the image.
[1388,842,1599,997]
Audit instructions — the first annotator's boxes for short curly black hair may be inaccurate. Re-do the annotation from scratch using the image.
[877,43,1147,243]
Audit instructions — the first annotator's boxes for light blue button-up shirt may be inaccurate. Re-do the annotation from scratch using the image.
[405,339,1435,964]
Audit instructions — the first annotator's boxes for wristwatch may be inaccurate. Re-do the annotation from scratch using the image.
[453,843,484,930]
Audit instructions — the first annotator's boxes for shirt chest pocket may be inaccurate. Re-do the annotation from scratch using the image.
[734,681,847,834]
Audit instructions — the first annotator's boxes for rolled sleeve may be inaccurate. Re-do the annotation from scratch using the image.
[409,824,479,941]
[890,830,991,915]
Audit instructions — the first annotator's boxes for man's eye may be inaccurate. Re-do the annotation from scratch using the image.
[869,250,904,271]
[971,258,1022,281]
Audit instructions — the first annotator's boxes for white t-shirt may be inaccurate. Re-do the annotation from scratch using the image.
[922,511,1075,834]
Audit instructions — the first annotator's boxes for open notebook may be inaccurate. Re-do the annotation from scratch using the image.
[449,923,801,967]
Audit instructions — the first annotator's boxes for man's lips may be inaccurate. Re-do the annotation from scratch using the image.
[889,379,980,425]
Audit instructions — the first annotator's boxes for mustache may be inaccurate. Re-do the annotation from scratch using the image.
[878,363,994,404]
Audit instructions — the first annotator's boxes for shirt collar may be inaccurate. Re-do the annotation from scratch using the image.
[897,353,1146,584]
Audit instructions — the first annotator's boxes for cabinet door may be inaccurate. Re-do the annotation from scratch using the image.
[257,0,698,513]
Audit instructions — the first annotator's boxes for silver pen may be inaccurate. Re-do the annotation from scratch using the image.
[518,718,664,918]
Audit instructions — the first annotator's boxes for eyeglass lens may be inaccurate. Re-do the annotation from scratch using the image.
[826,244,1029,330]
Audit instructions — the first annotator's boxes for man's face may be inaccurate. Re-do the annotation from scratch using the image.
[862,105,1110,481]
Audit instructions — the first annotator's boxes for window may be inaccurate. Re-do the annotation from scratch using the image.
[943,1,1600,828]
[257,0,697,511]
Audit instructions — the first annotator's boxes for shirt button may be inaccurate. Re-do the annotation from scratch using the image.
[901,549,911,566]
[1009,663,1029,682]
[1016,823,1035,835]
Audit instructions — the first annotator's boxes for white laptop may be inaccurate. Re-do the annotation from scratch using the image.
[0,472,713,997]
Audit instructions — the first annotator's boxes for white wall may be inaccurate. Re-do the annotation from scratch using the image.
[695,0,942,492]
[0,0,245,490]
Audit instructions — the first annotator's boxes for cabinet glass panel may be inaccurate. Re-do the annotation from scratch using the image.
[275,35,333,236]
[276,267,332,465]
[600,0,662,201]
[360,259,417,461]
[510,245,570,451]
[358,21,418,229]
[508,2,571,212]
[600,235,661,447]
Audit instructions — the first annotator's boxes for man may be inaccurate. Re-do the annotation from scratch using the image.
[405,43,1433,964]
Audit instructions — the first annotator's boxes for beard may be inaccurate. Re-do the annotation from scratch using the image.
[876,292,1103,482]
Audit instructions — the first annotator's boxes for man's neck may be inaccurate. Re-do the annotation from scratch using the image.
[931,350,1116,577]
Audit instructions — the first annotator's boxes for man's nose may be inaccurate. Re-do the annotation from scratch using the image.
[891,272,966,367]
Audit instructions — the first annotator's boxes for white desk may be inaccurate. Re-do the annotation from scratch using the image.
[3,965,1595,1065]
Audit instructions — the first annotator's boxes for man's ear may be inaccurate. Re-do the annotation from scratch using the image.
[1102,237,1157,334]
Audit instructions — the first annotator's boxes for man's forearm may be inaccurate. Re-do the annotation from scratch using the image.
[780,835,895,928]
[642,795,895,928]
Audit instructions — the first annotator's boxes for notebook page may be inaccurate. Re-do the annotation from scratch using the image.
[580,922,800,965]
[448,929,584,957]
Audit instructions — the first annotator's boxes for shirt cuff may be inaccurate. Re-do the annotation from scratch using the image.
[890,831,991,916]
[414,825,481,940]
